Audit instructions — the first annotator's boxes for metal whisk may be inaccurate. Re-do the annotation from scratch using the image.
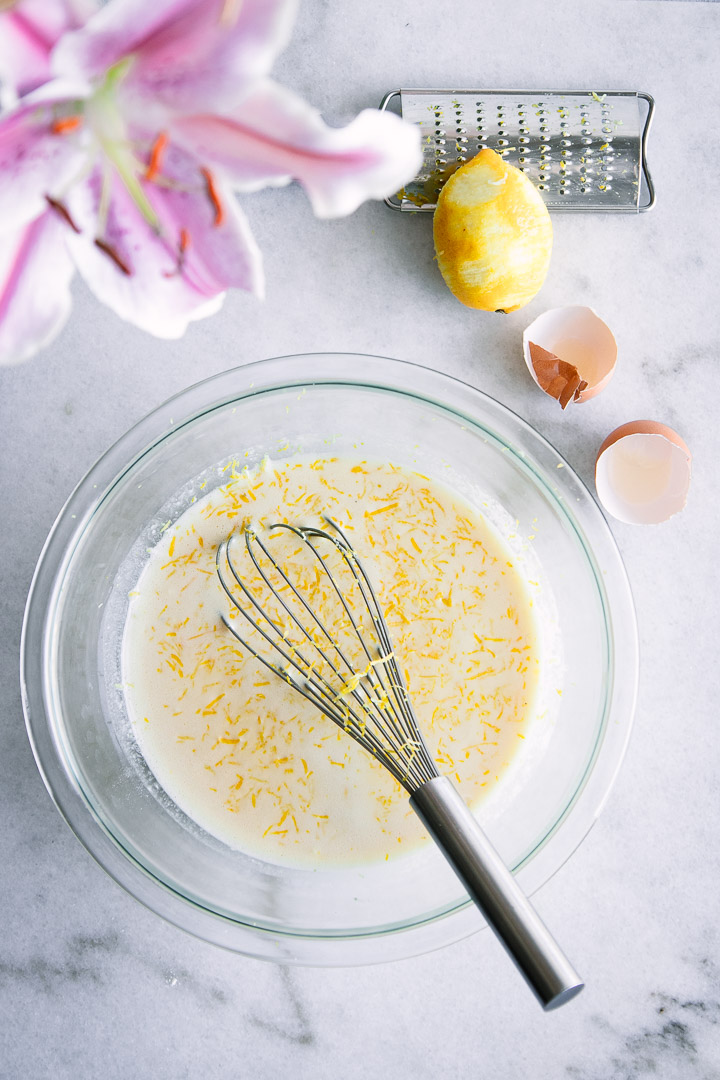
[216,517,583,1010]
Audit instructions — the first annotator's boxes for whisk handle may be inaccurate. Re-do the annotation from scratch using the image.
[410,776,583,1010]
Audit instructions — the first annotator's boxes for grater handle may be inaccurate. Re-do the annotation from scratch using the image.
[638,92,656,211]
[410,775,584,1010]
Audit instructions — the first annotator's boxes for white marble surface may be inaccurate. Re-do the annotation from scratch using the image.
[2,1,720,1076]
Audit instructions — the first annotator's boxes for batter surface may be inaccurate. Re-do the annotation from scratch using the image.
[122,455,542,866]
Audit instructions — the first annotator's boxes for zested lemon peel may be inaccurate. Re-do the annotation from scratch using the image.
[433,148,553,313]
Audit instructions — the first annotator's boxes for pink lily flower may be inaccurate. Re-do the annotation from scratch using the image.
[0,0,422,364]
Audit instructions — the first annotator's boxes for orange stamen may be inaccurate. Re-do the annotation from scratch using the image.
[200,166,224,226]
[162,228,192,278]
[145,131,169,181]
[51,116,82,135]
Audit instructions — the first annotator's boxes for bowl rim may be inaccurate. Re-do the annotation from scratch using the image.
[21,351,638,965]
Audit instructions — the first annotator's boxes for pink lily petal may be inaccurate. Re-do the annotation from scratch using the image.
[171,80,423,218]
[52,0,297,113]
[0,209,75,365]
[0,0,96,101]
[64,146,263,338]
[0,78,91,229]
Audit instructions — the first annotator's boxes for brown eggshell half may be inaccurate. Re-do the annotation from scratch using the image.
[595,421,691,524]
[523,306,617,404]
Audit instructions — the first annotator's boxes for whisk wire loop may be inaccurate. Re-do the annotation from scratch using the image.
[270,522,430,776]
[216,536,379,741]
[216,518,438,791]
[240,526,415,766]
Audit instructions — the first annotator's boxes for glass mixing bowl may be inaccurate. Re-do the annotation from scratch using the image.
[22,353,637,964]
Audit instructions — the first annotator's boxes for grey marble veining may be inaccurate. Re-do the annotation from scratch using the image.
[2,1,720,1077]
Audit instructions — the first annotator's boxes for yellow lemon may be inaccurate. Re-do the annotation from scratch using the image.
[433,149,553,313]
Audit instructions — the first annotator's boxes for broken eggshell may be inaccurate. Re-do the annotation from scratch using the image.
[595,421,691,524]
[523,306,617,407]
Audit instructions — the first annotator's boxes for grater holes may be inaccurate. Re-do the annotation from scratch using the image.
[404,89,642,209]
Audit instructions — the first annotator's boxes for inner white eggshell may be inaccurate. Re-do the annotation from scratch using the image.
[595,422,691,524]
[523,306,617,402]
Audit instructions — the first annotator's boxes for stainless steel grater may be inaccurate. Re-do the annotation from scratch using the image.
[380,89,655,213]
